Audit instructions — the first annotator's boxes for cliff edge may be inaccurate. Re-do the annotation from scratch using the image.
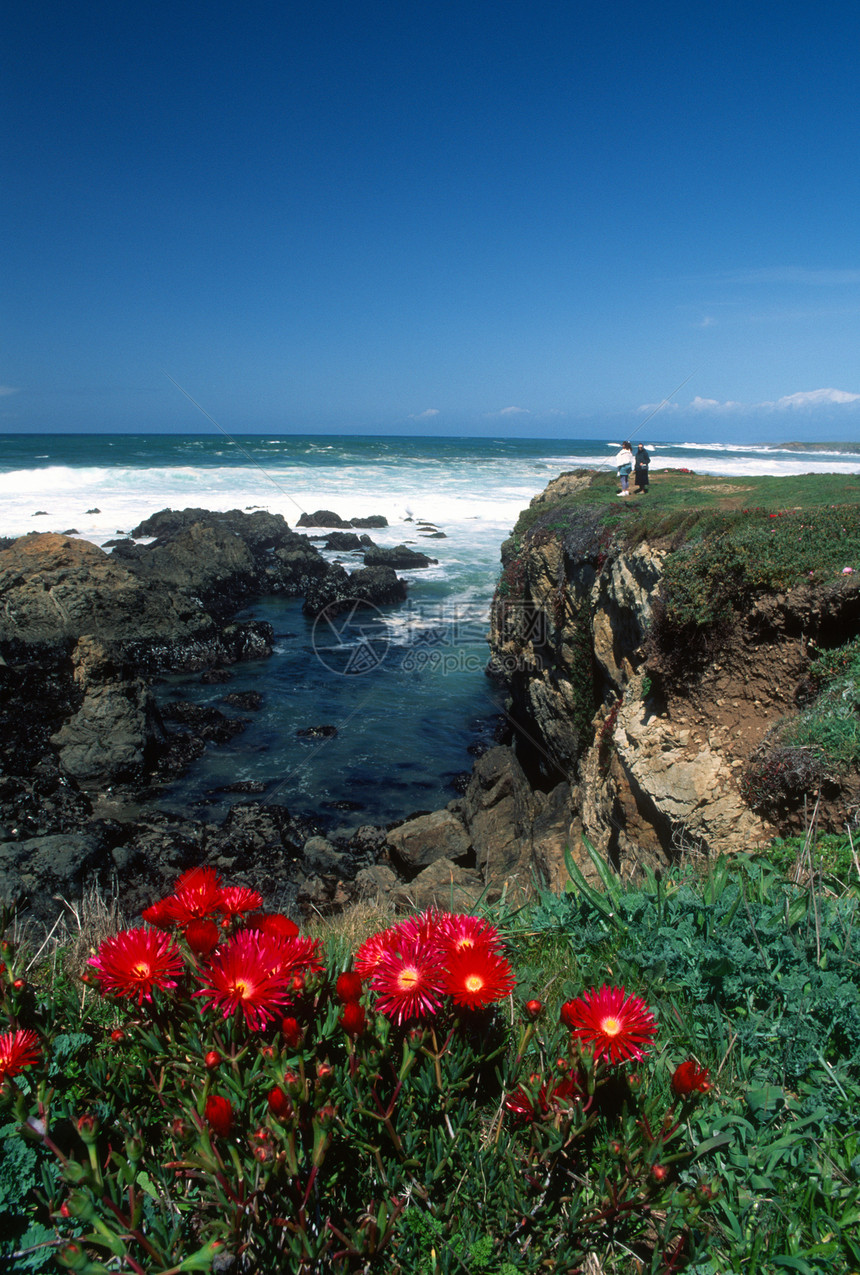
[487,468,860,880]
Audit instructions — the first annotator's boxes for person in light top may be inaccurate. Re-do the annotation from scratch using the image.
[614,441,634,495]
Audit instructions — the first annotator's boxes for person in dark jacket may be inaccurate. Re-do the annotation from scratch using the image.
[634,444,651,493]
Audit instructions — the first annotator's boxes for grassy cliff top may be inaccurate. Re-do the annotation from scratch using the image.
[513,468,860,541]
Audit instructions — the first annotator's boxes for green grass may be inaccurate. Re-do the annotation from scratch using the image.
[512,469,860,541]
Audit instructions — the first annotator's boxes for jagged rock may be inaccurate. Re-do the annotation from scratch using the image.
[317,532,373,551]
[386,809,471,869]
[350,516,388,528]
[362,546,438,569]
[302,565,408,617]
[389,858,485,911]
[0,533,212,647]
[353,863,399,898]
[297,510,353,528]
[221,691,263,710]
[303,835,344,873]
[0,832,105,924]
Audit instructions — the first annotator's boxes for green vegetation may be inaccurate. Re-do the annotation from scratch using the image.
[1,848,859,1274]
[512,469,860,541]
[741,635,860,814]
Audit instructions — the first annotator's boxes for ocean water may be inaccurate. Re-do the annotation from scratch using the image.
[2,433,858,828]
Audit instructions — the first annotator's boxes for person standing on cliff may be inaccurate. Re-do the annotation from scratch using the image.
[614,441,634,495]
[634,443,651,493]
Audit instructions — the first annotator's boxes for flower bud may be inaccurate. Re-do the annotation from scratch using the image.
[63,1190,97,1221]
[185,917,220,959]
[339,1001,366,1037]
[671,1059,712,1098]
[204,1094,233,1137]
[12,977,24,991]
[281,1016,302,1048]
[651,1163,669,1182]
[204,1050,221,1070]
[525,999,543,1020]
[109,1028,125,1043]
[76,1114,99,1145]
[335,970,363,1003]
[267,1086,294,1120]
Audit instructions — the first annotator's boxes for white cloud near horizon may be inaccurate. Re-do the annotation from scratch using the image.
[638,388,860,415]
[408,408,440,420]
[0,386,20,397]
[496,405,530,416]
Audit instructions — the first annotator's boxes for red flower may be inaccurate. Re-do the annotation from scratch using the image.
[193,931,294,1030]
[185,918,220,959]
[0,1028,41,1082]
[339,1001,366,1036]
[249,912,300,941]
[140,898,177,930]
[560,985,657,1064]
[335,970,363,1003]
[437,912,503,956]
[88,928,184,1005]
[671,1059,712,1097]
[168,867,225,925]
[218,886,264,921]
[369,937,444,1025]
[442,944,515,1010]
[354,926,400,978]
[205,1094,233,1137]
[275,935,325,981]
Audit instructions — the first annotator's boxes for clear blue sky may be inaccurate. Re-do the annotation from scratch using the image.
[4,0,860,440]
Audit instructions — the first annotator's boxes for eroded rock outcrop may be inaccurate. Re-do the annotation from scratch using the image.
[486,472,860,873]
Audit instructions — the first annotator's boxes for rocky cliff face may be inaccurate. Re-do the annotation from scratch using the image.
[487,472,860,878]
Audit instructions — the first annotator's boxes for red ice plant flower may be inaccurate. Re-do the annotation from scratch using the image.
[204,1094,233,1137]
[354,926,401,979]
[193,930,294,1030]
[249,912,300,941]
[140,898,176,930]
[369,936,445,1025]
[217,885,264,922]
[88,927,184,1006]
[168,866,225,925]
[442,943,515,1010]
[0,1028,41,1083]
[671,1059,712,1098]
[436,913,503,956]
[560,985,657,1064]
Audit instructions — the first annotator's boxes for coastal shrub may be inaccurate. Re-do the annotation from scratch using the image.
[741,634,860,814]
[767,831,860,884]
[523,849,860,1271]
[658,506,860,631]
[1,870,719,1273]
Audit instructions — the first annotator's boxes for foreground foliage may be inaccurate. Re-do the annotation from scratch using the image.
[0,850,858,1273]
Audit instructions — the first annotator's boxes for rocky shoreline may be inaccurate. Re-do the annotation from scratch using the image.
[3,476,859,932]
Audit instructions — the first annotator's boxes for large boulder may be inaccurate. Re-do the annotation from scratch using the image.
[386,809,471,869]
[303,565,408,617]
[0,534,211,647]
